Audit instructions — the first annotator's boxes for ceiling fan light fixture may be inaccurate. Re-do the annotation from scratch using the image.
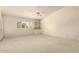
[36,12,41,16]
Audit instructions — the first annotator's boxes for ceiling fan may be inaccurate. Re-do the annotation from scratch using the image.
[33,6,42,17]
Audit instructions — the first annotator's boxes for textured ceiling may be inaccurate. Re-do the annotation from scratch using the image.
[1,6,64,19]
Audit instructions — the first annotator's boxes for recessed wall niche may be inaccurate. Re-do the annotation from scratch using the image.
[34,19,40,29]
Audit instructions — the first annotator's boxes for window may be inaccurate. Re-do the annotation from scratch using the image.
[17,21,33,29]
[17,21,22,28]
[17,20,40,29]
[22,23,26,28]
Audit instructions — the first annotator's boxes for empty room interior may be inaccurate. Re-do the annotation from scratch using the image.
[0,6,79,52]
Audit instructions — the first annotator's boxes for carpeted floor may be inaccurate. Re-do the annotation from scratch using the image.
[0,34,79,52]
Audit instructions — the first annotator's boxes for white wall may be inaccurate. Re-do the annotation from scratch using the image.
[3,15,41,38]
[0,8,3,40]
[41,7,79,40]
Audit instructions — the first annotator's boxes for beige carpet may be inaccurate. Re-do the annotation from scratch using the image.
[0,34,79,52]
